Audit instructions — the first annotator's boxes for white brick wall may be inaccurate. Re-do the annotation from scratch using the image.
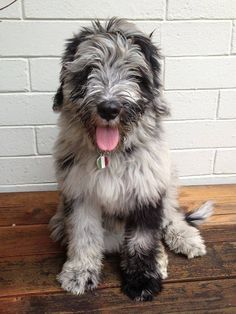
[30,58,60,91]
[0,59,29,91]
[0,0,236,192]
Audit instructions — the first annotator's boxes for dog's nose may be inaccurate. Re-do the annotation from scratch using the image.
[97,101,121,121]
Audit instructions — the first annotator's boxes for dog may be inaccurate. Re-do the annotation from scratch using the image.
[49,18,213,301]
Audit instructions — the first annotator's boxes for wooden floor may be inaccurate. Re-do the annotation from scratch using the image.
[0,185,236,313]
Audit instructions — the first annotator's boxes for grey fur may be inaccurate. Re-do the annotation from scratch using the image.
[49,18,213,301]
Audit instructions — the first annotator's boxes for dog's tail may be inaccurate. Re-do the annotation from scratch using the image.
[185,201,214,226]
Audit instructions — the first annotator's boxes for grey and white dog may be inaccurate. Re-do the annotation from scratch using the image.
[50,18,213,301]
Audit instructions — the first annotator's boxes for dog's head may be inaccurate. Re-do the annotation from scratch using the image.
[54,18,168,152]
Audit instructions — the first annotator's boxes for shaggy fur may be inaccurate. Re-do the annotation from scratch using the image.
[49,18,213,301]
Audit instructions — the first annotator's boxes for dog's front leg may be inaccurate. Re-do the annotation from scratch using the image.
[57,197,104,295]
[121,201,165,301]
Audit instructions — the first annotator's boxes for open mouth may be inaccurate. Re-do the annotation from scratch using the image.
[96,126,120,152]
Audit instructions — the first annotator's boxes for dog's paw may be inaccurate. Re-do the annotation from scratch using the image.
[184,238,206,259]
[176,235,206,259]
[164,224,207,259]
[122,272,162,302]
[176,227,206,259]
[57,262,99,295]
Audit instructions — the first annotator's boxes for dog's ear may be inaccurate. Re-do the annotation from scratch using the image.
[131,34,169,116]
[52,29,92,112]
[131,34,161,90]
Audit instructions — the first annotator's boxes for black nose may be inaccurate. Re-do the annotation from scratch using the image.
[97,101,121,121]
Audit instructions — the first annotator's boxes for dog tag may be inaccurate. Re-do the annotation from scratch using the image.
[97,154,109,169]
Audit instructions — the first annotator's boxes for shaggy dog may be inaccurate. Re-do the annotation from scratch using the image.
[50,18,213,301]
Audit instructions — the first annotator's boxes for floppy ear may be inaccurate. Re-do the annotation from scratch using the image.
[52,28,92,112]
[131,34,169,116]
[131,34,161,90]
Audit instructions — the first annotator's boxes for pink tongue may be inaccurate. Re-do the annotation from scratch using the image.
[96,127,120,151]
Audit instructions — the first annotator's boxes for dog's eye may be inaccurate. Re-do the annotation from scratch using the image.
[70,66,93,101]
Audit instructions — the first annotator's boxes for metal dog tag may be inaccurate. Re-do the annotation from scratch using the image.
[97,154,109,169]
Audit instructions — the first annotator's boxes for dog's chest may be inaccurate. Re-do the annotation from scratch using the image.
[64,150,168,213]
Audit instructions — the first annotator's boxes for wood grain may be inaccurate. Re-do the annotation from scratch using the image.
[0,184,235,226]
[0,225,62,258]
[0,224,235,258]
[0,279,235,314]
[0,185,235,313]
[0,191,59,226]
[0,238,235,297]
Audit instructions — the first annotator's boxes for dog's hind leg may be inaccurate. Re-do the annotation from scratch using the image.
[49,195,66,244]
[162,176,213,259]
[156,241,168,279]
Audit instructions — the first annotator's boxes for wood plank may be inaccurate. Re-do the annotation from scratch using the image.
[0,279,235,314]
[203,214,236,225]
[0,239,235,297]
[0,224,235,258]
[179,184,236,201]
[0,191,59,227]
[0,184,235,226]
[0,225,62,258]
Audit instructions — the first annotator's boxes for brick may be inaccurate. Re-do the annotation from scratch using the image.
[164,90,218,120]
[0,59,29,92]
[161,22,231,56]
[135,21,161,45]
[165,56,236,90]
[0,128,35,156]
[24,0,165,19]
[30,58,60,92]
[171,149,214,176]
[0,156,55,184]
[0,93,57,125]
[214,149,236,174]
[168,0,236,20]
[232,21,236,54]
[218,90,236,119]
[0,21,161,57]
[36,126,59,155]
[165,120,236,149]
[0,21,88,57]
[0,0,21,19]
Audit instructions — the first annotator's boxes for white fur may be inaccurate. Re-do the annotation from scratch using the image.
[162,176,207,258]
[57,111,171,214]
[51,19,213,298]
[157,242,168,279]
[57,198,104,294]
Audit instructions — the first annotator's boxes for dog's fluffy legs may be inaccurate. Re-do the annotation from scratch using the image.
[121,202,164,301]
[156,242,168,280]
[57,198,104,295]
[162,182,213,259]
[104,230,168,279]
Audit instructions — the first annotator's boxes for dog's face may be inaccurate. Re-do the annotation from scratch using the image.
[54,18,167,152]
